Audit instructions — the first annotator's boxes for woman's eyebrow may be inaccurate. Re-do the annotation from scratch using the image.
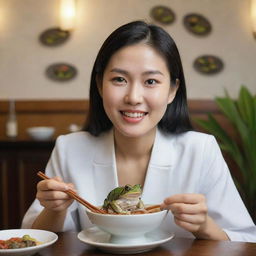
[110,68,128,75]
[142,70,164,76]
[109,68,164,76]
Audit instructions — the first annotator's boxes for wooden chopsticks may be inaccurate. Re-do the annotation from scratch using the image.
[145,204,161,211]
[37,171,105,214]
[145,204,161,213]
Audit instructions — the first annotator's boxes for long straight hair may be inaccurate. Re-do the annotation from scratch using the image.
[84,21,193,136]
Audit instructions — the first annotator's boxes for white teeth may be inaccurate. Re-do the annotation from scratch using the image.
[122,112,145,118]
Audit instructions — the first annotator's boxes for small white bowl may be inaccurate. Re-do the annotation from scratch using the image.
[27,126,55,141]
[86,208,168,245]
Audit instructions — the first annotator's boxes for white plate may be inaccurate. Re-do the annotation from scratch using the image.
[0,229,58,256]
[77,226,174,254]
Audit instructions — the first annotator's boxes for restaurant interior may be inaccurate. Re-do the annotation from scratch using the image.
[0,0,256,255]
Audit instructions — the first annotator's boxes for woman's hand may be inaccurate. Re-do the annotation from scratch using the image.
[161,193,229,240]
[36,176,74,212]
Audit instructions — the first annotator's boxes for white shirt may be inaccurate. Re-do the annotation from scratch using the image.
[22,129,256,242]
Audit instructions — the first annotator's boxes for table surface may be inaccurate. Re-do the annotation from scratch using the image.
[37,232,256,256]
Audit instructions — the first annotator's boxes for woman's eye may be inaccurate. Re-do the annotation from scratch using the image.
[145,79,157,86]
[112,77,126,84]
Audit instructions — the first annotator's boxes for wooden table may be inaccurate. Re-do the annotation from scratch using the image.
[37,232,256,256]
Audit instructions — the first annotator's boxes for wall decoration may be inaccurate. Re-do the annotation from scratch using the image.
[46,63,77,81]
[194,55,224,75]
[39,28,70,46]
[150,6,175,25]
[183,14,211,36]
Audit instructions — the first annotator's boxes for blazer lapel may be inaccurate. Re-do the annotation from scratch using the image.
[142,128,173,204]
[92,130,118,205]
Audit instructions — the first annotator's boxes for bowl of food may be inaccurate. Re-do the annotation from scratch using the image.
[0,229,58,256]
[26,126,55,141]
[85,184,168,245]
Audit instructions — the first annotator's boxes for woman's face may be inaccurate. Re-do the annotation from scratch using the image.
[99,43,178,138]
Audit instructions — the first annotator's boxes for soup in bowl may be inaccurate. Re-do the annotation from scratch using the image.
[85,184,168,244]
[85,207,168,244]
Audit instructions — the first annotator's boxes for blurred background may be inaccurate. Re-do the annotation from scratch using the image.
[0,0,255,229]
[0,0,255,100]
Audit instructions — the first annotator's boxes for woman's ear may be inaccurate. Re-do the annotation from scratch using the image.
[96,75,103,97]
[167,79,180,104]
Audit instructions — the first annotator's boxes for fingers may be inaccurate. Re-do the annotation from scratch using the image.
[39,198,74,212]
[167,202,208,215]
[66,183,76,193]
[174,217,201,233]
[164,193,205,205]
[37,178,69,192]
[162,193,208,233]
[36,176,75,212]
[173,213,206,224]
[37,190,71,200]
[161,194,206,211]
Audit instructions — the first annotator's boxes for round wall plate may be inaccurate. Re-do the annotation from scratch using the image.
[183,14,211,36]
[39,28,70,46]
[46,63,77,81]
[194,55,224,75]
[150,6,175,25]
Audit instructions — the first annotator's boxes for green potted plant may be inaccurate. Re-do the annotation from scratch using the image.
[194,86,256,222]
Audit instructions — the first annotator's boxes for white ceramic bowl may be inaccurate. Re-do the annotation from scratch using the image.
[86,208,168,245]
[27,126,55,141]
[0,229,58,256]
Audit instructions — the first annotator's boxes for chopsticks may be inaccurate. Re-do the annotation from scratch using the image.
[37,171,105,214]
[145,204,161,213]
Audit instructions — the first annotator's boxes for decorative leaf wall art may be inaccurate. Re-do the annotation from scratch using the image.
[194,55,224,75]
[39,28,70,46]
[46,63,77,82]
[149,7,223,76]
[183,14,212,36]
[150,6,176,25]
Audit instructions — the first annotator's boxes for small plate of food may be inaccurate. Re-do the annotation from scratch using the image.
[0,229,58,256]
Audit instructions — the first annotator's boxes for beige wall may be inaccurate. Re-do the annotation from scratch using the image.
[0,0,255,100]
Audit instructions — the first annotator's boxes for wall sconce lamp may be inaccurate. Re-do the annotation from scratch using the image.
[251,0,256,38]
[60,0,76,31]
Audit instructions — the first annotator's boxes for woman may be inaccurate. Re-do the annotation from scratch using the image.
[22,21,256,242]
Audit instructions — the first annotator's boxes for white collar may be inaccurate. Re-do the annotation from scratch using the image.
[93,128,174,167]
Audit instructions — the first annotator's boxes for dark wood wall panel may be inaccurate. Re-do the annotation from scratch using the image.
[0,99,229,140]
[0,100,89,140]
[0,146,53,229]
[0,158,8,228]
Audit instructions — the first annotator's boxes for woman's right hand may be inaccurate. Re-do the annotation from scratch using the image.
[36,176,75,212]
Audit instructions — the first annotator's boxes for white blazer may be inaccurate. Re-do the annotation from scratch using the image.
[22,129,256,242]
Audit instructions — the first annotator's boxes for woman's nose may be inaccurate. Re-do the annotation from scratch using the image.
[124,85,143,105]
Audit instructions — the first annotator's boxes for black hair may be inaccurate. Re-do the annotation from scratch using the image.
[83,20,193,136]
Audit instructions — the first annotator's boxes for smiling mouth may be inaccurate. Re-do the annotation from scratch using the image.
[120,111,148,118]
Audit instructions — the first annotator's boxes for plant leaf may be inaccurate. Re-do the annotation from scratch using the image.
[194,115,244,170]
[237,86,255,130]
[215,95,248,143]
[194,86,256,219]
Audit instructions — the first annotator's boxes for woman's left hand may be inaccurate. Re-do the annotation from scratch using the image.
[161,193,208,234]
[161,193,229,240]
